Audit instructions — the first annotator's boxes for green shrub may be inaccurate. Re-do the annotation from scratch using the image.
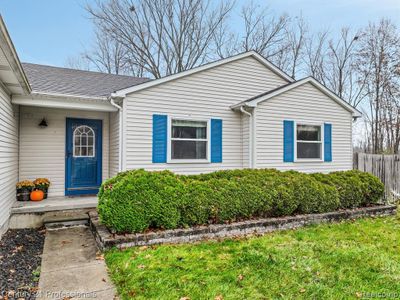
[285,172,340,214]
[98,169,184,233]
[98,168,384,233]
[310,170,384,209]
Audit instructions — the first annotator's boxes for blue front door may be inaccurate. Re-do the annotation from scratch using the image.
[66,118,102,196]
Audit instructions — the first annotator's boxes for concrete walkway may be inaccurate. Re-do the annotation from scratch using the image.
[37,226,117,299]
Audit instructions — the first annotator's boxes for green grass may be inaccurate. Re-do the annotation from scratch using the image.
[106,214,400,299]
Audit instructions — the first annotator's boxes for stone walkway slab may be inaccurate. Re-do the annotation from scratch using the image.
[37,226,117,299]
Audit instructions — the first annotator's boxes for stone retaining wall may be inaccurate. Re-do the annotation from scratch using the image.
[89,205,397,250]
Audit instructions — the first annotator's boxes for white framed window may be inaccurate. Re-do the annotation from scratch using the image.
[168,117,210,162]
[295,123,323,160]
[73,125,95,157]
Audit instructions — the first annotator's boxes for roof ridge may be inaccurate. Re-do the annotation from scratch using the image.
[21,62,149,80]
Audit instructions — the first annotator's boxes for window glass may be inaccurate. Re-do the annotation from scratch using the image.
[296,124,322,159]
[297,125,321,141]
[73,125,95,157]
[172,120,207,139]
[297,142,321,159]
[172,140,207,159]
[171,119,208,160]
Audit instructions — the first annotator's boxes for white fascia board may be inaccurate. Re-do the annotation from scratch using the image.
[238,77,362,118]
[12,94,118,112]
[0,16,31,94]
[112,51,294,97]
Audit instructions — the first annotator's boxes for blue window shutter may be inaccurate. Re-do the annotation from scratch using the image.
[152,114,167,163]
[324,123,332,162]
[211,119,222,163]
[283,120,294,162]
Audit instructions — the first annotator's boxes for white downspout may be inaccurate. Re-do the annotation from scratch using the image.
[240,106,254,168]
[109,97,123,172]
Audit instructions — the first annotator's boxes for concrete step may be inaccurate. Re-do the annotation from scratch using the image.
[10,208,92,229]
[45,220,89,229]
[44,212,89,229]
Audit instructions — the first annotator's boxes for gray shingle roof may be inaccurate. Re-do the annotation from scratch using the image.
[21,63,150,98]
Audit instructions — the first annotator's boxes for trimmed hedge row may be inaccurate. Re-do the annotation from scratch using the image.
[98,169,384,233]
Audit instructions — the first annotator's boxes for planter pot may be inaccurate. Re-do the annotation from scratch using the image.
[16,188,32,201]
[36,187,49,199]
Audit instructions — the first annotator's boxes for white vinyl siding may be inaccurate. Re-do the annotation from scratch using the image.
[0,87,18,237]
[255,82,353,172]
[109,111,120,177]
[19,106,110,197]
[123,56,288,174]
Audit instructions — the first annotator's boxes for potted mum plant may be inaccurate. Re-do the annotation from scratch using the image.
[16,180,35,201]
[33,178,50,199]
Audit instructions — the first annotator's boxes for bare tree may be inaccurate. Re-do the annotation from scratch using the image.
[85,0,234,78]
[80,29,133,75]
[325,28,363,105]
[65,55,92,71]
[303,28,367,107]
[285,15,308,78]
[212,1,290,68]
[304,30,328,84]
[357,19,400,153]
[239,2,289,59]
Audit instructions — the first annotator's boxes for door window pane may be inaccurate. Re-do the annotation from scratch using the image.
[73,125,95,157]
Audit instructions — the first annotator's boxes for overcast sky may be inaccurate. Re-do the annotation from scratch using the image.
[1,0,399,67]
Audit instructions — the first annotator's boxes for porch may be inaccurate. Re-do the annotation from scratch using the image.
[9,195,98,229]
[11,195,98,214]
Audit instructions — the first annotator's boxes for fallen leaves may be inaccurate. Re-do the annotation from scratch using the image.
[128,290,137,297]
[137,264,146,269]
[11,246,23,253]
[96,253,105,260]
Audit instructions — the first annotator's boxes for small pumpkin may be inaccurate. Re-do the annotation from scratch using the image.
[30,189,44,201]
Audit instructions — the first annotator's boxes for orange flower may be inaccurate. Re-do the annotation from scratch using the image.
[33,178,51,187]
[16,180,35,189]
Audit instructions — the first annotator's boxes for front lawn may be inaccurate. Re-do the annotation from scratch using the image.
[106,213,400,299]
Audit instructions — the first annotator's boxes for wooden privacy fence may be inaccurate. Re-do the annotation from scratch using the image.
[353,152,400,200]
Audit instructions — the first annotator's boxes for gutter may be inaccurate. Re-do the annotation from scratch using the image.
[109,96,124,172]
[239,106,255,168]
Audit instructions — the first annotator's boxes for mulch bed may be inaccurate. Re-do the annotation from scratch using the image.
[0,228,45,300]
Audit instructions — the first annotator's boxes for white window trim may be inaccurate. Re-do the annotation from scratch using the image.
[73,125,96,158]
[167,116,211,164]
[294,121,324,162]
